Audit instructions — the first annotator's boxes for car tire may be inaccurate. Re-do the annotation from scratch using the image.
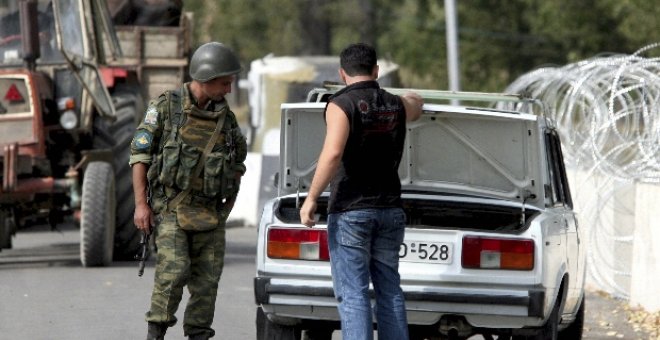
[302,328,333,340]
[559,298,584,339]
[535,295,560,340]
[256,307,302,340]
[80,162,116,267]
[409,324,445,340]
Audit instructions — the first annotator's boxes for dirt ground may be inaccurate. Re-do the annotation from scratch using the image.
[584,287,660,339]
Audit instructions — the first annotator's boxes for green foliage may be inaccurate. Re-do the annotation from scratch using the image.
[183,0,660,91]
[377,0,447,89]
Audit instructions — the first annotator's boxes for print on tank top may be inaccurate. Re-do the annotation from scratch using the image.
[358,99,400,134]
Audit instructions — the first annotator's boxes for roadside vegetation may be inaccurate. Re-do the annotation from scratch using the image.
[184,0,660,92]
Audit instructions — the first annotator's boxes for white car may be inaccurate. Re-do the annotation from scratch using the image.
[254,88,586,340]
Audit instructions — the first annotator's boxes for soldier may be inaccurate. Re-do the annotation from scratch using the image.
[130,42,248,340]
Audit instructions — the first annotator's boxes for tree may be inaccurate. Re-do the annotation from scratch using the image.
[183,0,660,92]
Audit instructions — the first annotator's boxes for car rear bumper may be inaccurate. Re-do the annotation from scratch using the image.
[255,276,546,326]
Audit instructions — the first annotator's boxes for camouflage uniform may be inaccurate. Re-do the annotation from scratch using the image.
[129,82,247,338]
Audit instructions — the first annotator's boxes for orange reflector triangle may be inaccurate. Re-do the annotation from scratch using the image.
[5,84,24,102]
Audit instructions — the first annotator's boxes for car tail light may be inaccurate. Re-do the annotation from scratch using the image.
[462,236,534,270]
[267,228,330,261]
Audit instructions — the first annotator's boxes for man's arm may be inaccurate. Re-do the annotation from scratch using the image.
[299,102,349,227]
[401,91,424,122]
[130,96,167,234]
[132,162,155,233]
[218,113,248,223]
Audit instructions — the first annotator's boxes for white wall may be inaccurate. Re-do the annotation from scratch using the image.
[631,182,660,311]
[567,168,660,311]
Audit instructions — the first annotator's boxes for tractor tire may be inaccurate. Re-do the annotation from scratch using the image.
[95,87,144,261]
[131,0,182,26]
[0,209,12,249]
[80,162,116,267]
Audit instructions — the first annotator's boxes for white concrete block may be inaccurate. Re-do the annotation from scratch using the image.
[228,153,262,227]
[630,182,660,311]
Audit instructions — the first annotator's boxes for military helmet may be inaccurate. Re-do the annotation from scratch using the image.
[189,42,242,82]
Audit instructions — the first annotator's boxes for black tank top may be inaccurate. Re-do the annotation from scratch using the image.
[326,80,407,213]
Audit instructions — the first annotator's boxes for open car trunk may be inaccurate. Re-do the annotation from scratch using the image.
[274,195,540,233]
[279,102,545,210]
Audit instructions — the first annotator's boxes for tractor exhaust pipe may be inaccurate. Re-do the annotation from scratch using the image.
[19,0,40,70]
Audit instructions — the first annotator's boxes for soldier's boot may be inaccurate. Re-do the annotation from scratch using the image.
[188,333,210,340]
[146,322,168,340]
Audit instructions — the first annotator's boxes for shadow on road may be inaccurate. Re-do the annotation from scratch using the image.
[1,222,258,271]
[0,242,80,268]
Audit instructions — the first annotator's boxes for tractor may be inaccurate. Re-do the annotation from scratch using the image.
[0,0,190,266]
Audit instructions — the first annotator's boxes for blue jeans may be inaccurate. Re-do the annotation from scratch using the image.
[328,208,408,340]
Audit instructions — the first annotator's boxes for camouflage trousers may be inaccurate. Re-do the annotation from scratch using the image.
[145,212,226,337]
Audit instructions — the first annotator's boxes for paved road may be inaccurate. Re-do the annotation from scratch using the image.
[0,223,650,339]
[0,223,257,339]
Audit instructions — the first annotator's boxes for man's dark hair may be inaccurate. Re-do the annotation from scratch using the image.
[340,43,377,76]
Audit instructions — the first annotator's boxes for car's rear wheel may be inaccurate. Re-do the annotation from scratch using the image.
[559,298,584,339]
[302,328,333,340]
[409,325,444,340]
[511,296,562,340]
[256,307,301,340]
[534,296,560,340]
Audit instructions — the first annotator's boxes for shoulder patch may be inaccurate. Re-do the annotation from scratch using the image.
[144,105,159,125]
[132,131,153,151]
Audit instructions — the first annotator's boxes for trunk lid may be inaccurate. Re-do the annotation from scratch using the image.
[279,102,544,208]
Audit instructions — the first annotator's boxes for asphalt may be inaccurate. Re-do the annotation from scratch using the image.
[2,223,657,339]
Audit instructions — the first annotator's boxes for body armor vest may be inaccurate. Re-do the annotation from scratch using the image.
[147,89,239,211]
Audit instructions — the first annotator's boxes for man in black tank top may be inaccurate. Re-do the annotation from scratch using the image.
[300,43,423,340]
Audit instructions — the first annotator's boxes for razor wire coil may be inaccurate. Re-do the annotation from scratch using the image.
[505,43,660,300]
[505,44,660,183]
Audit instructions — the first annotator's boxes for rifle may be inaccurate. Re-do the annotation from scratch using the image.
[135,231,150,277]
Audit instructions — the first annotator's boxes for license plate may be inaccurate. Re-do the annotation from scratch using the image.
[399,241,453,264]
